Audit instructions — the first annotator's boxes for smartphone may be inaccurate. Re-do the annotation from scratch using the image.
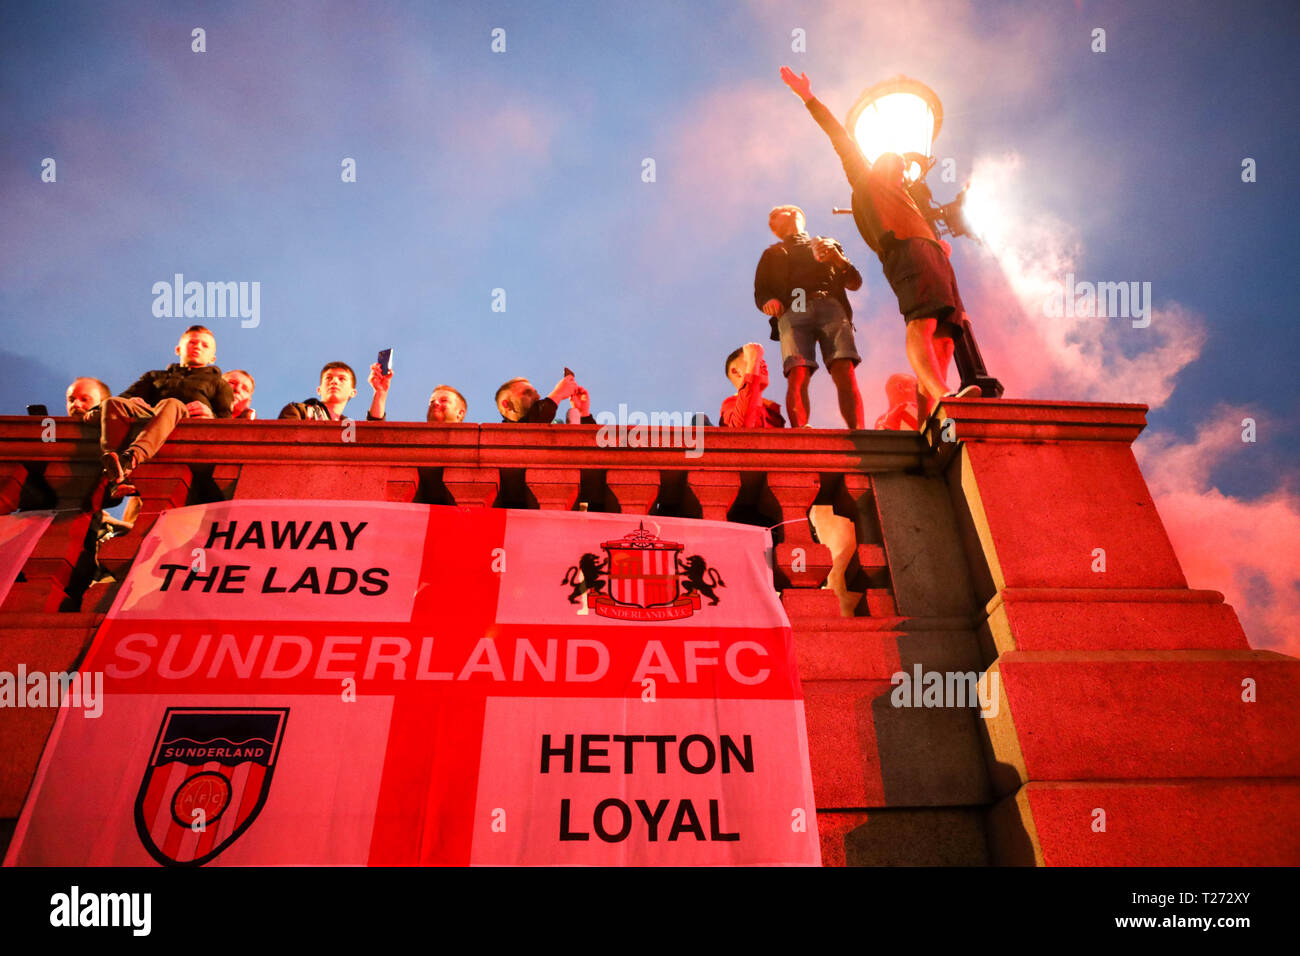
[26,404,48,416]
[378,348,394,376]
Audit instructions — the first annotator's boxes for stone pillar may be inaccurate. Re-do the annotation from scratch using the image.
[932,398,1300,865]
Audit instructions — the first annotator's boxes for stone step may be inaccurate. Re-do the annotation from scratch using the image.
[990,779,1300,866]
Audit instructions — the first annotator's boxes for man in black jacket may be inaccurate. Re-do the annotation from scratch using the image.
[754,205,865,428]
[495,373,595,424]
[85,325,233,497]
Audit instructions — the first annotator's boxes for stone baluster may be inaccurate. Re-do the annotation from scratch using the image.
[684,471,740,523]
[842,472,897,616]
[525,468,582,510]
[442,467,499,509]
[605,469,661,515]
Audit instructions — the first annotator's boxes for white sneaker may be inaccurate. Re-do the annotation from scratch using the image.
[944,385,982,399]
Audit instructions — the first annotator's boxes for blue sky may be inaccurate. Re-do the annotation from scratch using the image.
[2,0,1298,504]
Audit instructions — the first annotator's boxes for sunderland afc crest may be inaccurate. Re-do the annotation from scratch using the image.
[562,522,725,621]
[134,707,288,866]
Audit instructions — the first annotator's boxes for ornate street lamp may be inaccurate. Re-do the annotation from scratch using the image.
[845,75,943,185]
[837,74,1004,398]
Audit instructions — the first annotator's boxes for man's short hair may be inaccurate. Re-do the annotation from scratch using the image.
[725,347,744,380]
[768,204,805,225]
[227,369,255,389]
[428,384,467,420]
[320,361,356,388]
[182,324,214,338]
[495,377,528,412]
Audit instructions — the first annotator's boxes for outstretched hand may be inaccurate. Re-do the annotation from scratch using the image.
[780,66,812,102]
[368,362,393,394]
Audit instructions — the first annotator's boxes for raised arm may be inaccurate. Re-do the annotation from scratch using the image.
[779,66,872,189]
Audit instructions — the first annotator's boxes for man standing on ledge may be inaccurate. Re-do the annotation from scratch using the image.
[779,66,981,422]
[754,204,865,428]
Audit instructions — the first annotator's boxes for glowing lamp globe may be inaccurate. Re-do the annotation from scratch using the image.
[845,75,944,183]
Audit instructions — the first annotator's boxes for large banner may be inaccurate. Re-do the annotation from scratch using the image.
[6,501,819,866]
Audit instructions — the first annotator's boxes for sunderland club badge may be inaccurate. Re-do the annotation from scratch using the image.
[134,707,288,867]
[562,522,725,621]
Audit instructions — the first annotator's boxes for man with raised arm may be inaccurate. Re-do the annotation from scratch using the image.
[495,373,595,424]
[278,361,391,422]
[223,369,257,420]
[720,342,785,428]
[779,66,980,422]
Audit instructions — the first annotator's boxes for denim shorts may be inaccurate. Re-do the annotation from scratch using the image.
[777,297,861,374]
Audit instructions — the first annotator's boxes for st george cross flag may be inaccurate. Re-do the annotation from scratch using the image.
[5,501,820,866]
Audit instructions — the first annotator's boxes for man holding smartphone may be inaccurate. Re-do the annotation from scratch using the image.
[278,360,391,421]
[754,204,865,428]
[495,372,594,424]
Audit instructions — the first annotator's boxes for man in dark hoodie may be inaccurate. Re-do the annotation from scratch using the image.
[87,324,233,497]
[278,361,391,422]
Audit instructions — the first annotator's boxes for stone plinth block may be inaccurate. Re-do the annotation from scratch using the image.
[873,472,975,618]
[985,650,1300,787]
[794,627,983,682]
[803,678,992,809]
[234,463,394,500]
[990,780,1300,866]
[956,440,1187,592]
[802,680,886,809]
[781,588,844,620]
[987,587,1250,654]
